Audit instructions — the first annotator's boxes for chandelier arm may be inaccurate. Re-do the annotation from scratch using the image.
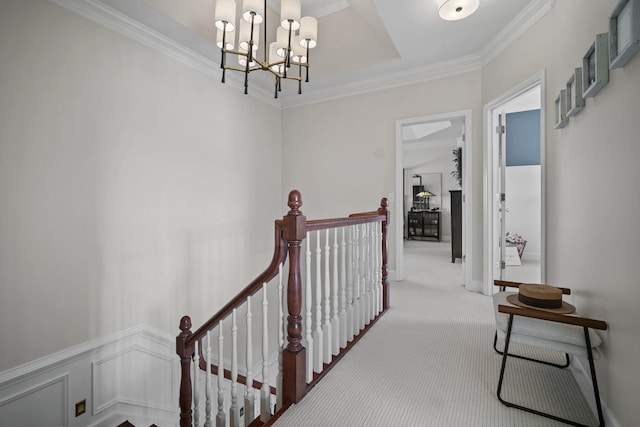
[274,76,279,99]
[263,0,268,64]
[248,13,256,64]
[284,22,294,78]
[223,65,257,73]
[244,50,251,94]
[221,24,227,71]
[298,63,302,94]
[305,45,310,82]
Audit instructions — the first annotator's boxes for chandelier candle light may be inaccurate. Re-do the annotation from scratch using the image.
[214,0,318,98]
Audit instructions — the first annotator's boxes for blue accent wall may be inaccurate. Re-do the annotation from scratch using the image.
[506,109,540,166]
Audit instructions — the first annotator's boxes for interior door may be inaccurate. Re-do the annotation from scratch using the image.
[496,113,507,280]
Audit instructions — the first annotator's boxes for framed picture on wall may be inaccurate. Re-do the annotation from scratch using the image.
[609,0,640,68]
[566,68,584,117]
[582,33,609,97]
[554,90,568,129]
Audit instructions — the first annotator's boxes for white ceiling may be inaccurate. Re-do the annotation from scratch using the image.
[71,0,552,107]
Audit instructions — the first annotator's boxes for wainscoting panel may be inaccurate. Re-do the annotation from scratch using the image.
[0,374,68,427]
[0,324,178,427]
[92,344,176,414]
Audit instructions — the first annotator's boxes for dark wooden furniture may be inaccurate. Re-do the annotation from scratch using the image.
[407,210,440,241]
[450,190,462,263]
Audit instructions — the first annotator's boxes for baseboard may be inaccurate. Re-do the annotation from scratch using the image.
[569,355,622,427]
[0,324,178,427]
[90,403,177,427]
[466,280,484,293]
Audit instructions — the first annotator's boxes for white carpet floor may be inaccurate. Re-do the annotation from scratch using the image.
[273,240,597,427]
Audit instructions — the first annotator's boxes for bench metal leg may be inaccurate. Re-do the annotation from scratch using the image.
[493,330,570,368]
[497,314,605,427]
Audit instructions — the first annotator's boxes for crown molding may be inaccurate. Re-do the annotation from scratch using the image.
[266,0,349,18]
[48,0,280,108]
[280,54,482,109]
[309,0,350,17]
[480,0,554,66]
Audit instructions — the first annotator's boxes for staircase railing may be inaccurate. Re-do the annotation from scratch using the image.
[176,190,390,426]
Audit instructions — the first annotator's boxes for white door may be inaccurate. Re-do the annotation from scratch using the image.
[495,112,507,281]
[484,77,545,295]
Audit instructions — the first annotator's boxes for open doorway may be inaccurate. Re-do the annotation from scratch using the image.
[484,72,546,295]
[394,110,473,290]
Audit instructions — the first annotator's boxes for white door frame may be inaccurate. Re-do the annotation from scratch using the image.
[394,109,473,290]
[483,70,546,295]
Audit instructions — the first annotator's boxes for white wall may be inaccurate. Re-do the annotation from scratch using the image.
[482,1,640,425]
[0,0,283,374]
[281,71,483,278]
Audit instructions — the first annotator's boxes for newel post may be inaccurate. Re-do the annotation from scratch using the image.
[176,316,194,427]
[378,198,390,310]
[282,190,307,404]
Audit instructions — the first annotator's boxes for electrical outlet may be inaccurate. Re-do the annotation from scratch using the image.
[75,399,86,417]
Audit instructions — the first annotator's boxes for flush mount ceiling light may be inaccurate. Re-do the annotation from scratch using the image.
[439,0,480,21]
[215,0,318,98]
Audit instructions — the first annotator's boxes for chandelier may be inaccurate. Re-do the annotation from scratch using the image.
[214,0,318,98]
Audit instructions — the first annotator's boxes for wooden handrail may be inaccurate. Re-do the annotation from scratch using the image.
[305,213,386,231]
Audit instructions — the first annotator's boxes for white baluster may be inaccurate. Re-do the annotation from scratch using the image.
[376,221,382,315]
[352,224,361,336]
[313,230,323,373]
[362,223,369,325]
[346,225,354,342]
[244,297,254,426]
[370,222,376,317]
[323,229,332,364]
[276,264,284,411]
[331,227,340,355]
[367,223,373,324]
[372,222,379,317]
[194,340,200,426]
[339,227,347,348]
[230,310,239,427]
[365,222,373,324]
[260,284,271,422]
[359,223,366,330]
[305,232,314,382]
[216,324,226,427]
[206,331,212,427]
